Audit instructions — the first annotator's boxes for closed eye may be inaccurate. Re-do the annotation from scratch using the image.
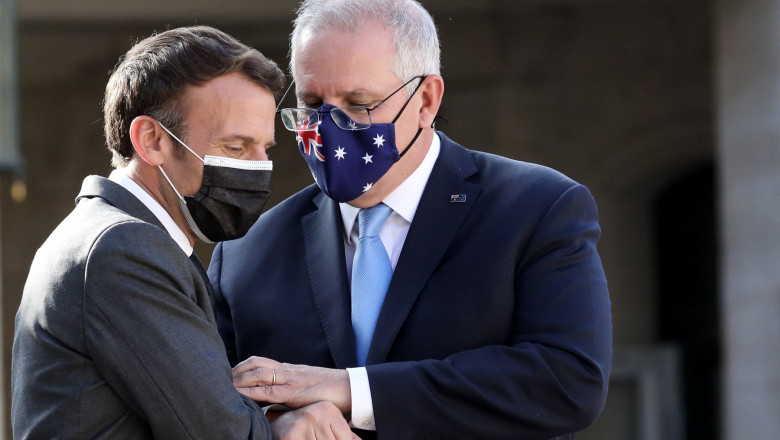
[223,144,244,155]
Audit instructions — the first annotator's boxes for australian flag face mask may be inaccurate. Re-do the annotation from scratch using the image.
[295,80,425,203]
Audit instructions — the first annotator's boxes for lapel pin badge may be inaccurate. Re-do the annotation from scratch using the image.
[450,194,467,203]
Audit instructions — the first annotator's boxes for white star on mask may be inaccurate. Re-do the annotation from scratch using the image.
[334,146,347,160]
[362,153,373,164]
[373,134,385,147]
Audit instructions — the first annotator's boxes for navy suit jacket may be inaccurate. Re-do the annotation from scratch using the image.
[209,132,612,440]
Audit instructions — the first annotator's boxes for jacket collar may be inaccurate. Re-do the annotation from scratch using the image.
[76,175,166,232]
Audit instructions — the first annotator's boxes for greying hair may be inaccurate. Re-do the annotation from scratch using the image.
[290,0,440,94]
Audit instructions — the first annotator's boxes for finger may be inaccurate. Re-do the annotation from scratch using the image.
[233,356,277,376]
[309,408,342,440]
[323,408,357,440]
[329,421,360,440]
[233,367,271,388]
[270,410,309,440]
[300,401,349,440]
[236,384,292,404]
[236,385,270,402]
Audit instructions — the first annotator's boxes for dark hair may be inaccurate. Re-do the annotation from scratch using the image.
[103,25,286,167]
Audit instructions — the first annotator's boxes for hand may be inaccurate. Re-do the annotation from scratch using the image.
[269,401,361,440]
[233,356,352,414]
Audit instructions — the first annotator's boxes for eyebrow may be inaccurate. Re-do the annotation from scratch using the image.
[297,88,379,103]
[218,134,276,149]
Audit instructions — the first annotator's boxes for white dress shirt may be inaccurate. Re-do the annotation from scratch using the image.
[341,134,441,430]
[109,169,193,256]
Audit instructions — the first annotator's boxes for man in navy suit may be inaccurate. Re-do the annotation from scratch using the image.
[210,1,612,438]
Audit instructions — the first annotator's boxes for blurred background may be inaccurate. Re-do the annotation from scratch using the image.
[1,0,777,438]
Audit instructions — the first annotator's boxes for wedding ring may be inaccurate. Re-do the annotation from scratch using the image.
[271,369,276,386]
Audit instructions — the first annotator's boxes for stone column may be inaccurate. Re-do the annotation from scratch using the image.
[0,0,19,435]
[716,0,780,438]
[0,0,21,171]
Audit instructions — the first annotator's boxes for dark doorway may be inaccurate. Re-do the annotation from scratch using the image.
[654,161,720,440]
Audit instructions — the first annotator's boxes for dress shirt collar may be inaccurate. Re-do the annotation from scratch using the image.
[339,133,441,244]
[109,169,193,256]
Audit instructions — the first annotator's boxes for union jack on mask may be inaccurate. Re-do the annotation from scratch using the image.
[296,103,401,203]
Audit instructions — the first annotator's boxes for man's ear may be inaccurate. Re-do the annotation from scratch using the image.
[418,74,444,129]
[129,116,166,166]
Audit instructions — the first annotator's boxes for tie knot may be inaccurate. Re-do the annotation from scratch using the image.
[358,203,393,238]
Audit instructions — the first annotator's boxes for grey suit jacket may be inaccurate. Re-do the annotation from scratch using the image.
[12,175,271,439]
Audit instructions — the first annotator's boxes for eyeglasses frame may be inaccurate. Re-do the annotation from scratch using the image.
[277,74,427,132]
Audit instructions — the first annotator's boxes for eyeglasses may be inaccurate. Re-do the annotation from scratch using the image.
[278,75,426,132]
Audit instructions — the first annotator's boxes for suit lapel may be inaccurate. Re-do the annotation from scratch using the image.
[367,134,481,364]
[302,192,357,368]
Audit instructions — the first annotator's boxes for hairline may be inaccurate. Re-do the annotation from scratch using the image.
[289,0,440,97]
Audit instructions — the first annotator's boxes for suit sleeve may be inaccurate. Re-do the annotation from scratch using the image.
[83,221,270,439]
[367,184,612,440]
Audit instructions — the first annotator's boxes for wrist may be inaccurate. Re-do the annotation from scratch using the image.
[335,369,352,414]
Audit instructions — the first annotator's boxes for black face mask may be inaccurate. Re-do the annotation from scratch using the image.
[157,122,273,243]
[176,156,272,243]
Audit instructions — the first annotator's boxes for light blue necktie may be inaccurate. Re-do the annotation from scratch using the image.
[351,203,393,366]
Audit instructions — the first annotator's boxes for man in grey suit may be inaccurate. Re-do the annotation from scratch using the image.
[11,25,356,440]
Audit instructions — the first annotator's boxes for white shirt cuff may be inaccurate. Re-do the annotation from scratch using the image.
[346,367,376,430]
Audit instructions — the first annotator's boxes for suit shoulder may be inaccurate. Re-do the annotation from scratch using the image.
[80,197,166,237]
[22,197,181,320]
[42,197,176,264]
[471,150,576,186]
[434,136,597,214]
[438,133,579,191]
[462,150,587,208]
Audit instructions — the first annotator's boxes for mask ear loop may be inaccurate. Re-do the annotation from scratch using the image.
[398,127,423,158]
[156,121,205,164]
[153,120,193,202]
[153,120,214,243]
[391,76,427,124]
[394,76,430,158]
[156,164,214,244]
[432,114,448,129]
[157,165,185,200]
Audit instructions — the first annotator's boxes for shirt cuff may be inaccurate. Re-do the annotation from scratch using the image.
[262,404,292,414]
[346,367,376,430]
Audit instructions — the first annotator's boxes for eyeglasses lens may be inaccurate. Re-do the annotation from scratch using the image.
[330,107,371,131]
